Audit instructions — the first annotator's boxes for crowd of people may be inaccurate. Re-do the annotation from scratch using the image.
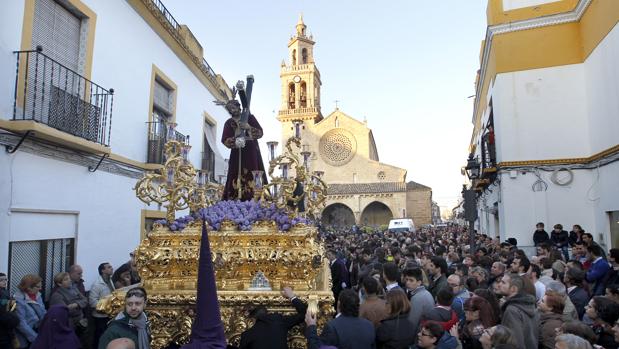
[302,222,619,349]
[1,221,618,349]
[0,254,143,349]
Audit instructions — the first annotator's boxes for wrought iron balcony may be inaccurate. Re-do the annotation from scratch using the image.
[11,48,114,147]
[480,130,497,180]
[146,121,187,164]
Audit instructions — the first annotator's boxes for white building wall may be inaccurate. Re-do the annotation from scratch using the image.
[583,24,619,155]
[0,150,153,287]
[478,23,619,248]
[493,64,591,163]
[0,1,232,287]
[496,170,598,246]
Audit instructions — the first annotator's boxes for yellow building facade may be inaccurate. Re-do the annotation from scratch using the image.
[277,17,432,227]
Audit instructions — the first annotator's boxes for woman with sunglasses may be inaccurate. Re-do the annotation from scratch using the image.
[417,321,459,349]
[98,287,150,349]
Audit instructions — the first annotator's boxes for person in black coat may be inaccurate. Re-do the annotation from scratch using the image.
[239,287,307,349]
[533,222,550,247]
[305,289,375,349]
[564,268,589,320]
[551,224,570,261]
[327,250,349,310]
[376,289,415,349]
[568,225,585,246]
[0,274,19,349]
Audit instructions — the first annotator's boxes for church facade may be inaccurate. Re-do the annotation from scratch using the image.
[277,17,432,227]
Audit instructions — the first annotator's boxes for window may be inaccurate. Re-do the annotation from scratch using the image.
[32,0,83,73]
[300,81,307,108]
[8,238,74,301]
[147,66,178,164]
[292,49,297,65]
[302,48,308,64]
[288,83,296,109]
[153,79,173,121]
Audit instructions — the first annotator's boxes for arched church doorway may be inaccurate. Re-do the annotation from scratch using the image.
[321,203,355,228]
[360,201,393,226]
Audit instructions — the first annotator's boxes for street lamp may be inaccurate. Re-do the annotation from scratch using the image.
[465,153,480,179]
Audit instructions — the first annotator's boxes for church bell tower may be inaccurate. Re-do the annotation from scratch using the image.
[278,15,323,143]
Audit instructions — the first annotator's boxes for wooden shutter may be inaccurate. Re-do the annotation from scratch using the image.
[32,0,81,72]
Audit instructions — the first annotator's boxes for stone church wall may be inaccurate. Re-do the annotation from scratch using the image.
[406,189,432,226]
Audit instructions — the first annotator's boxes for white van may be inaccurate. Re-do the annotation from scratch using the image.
[388,218,416,233]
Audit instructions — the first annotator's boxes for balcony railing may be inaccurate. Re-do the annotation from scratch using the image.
[12,48,114,146]
[13,46,114,146]
[481,132,496,170]
[278,107,319,116]
[151,0,179,31]
[146,121,187,164]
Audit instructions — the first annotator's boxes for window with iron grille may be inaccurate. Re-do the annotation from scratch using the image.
[147,78,177,163]
[8,238,75,301]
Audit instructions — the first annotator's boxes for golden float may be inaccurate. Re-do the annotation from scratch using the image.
[98,125,333,348]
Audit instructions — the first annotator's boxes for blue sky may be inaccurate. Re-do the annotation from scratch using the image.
[164,0,489,211]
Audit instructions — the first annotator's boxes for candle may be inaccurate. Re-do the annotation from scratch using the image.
[301,151,311,168]
[294,122,301,138]
[252,170,264,189]
[266,141,278,161]
[167,167,175,186]
[166,123,177,140]
[182,144,191,161]
[282,164,288,179]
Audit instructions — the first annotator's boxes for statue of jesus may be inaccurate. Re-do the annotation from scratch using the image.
[221,99,268,201]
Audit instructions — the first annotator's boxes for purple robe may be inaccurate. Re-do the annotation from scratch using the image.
[221,114,268,201]
[29,305,80,349]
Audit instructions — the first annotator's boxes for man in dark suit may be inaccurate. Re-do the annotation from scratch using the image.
[564,268,589,320]
[304,289,375,349]
[327,250,349,310]
[586,244,611,296]
[239,287,307,349]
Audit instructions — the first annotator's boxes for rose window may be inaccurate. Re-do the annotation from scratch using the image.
[319,129,356,166]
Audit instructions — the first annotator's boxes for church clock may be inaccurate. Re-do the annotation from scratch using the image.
[293,75,301,83]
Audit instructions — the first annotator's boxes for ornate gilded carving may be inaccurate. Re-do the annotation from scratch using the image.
[133,132,222,222]
[100,222,334,349]
[260,136,328,219]
[120,129,333,348]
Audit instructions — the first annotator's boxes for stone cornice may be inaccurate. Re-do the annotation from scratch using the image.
[498,143,619,168]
